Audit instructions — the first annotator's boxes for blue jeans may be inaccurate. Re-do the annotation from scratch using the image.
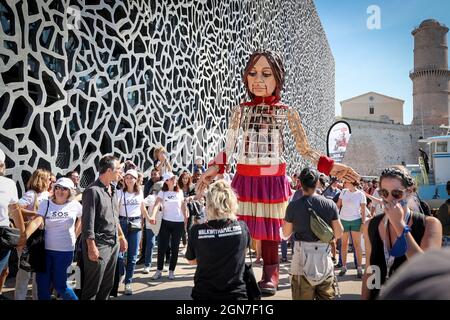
[0,247,11,272]
[118,219,142,284]
[280,237,294,259]
[144,228,156,268]
[36,250,78,300]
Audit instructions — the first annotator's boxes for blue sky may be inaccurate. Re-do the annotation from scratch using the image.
[315,0,450,124]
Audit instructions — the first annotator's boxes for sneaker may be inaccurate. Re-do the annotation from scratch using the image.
[124,284,132,295]
[280,257,288,263]
[357,268,363,279]
[335,262,342,269]
[338,267,347,277]
[168,270,175,280]
[143,267,150,274]
[151,270,162,280]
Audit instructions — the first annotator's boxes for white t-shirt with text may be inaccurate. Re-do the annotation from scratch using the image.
[0,176,19,227]
[117,190,144,218]
[339,189,366,221]
[157,190,185,222]
[38,199,82,252]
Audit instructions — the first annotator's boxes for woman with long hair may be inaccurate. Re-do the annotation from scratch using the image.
[15,168,51,300]
[116,169,150,295]
[149,172,188,280]
[362,167,442,299]
[337,181,367,278]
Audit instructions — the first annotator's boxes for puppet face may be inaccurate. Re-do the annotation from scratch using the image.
[246,56,277,97]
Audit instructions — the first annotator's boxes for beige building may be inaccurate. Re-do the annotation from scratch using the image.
[340,91,404,124]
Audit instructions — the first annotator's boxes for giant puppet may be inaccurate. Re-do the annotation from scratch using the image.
[197,50,359,295]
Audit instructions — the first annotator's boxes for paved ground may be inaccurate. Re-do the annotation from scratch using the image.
[2,246,363,300]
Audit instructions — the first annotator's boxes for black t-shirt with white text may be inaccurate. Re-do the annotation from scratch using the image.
[285,195,339,242]
[185,219,250,300]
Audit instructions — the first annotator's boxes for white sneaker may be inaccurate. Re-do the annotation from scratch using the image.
[151,270,162,280]
[143,267,150,274]
[168,270,175,280]
[124,283,132,295]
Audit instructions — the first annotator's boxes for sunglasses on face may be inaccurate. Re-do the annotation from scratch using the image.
[54,185,69,192]
[378,188,406,199]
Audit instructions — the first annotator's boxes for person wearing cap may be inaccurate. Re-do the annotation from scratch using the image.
[21,177,81,300]
[437,180,450,247]
[149,172,188,280]
[115,169,150,295]
[0,149,19,300]
[281,168,343,300]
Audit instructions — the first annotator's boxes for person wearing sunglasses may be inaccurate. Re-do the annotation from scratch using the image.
[361,167,442,300]
[22,178,82,300]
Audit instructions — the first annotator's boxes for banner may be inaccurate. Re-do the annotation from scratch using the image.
[326,121,352,163]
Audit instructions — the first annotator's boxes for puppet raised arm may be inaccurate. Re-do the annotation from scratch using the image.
[287,107,359,182]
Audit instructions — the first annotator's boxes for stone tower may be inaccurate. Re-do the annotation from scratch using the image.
[410,19,450,126]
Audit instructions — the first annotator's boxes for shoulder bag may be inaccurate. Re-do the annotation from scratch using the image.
[19,200,50,272]
[123,191,141,232]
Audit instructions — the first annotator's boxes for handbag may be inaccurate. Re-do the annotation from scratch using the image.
[243,240,262,300]
[304,198,334,243]
[0,226,21,249]
[19,200,49,273]
[123,191,141,232]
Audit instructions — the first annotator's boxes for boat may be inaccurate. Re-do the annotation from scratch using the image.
[412,126,450,209]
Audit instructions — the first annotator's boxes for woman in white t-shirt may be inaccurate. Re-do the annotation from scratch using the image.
[337,181,367,278]
[15,168,50,300]
[23,177,81,300]
[116,169,150,295]
[149,172,188,280]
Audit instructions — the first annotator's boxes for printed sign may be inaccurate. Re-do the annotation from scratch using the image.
[326,121,352,163]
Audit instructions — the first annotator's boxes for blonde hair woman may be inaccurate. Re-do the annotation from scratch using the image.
[15,168,51,300]
[186,180,250,300]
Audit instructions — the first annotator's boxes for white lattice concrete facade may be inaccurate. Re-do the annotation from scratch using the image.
[0,0,335,194]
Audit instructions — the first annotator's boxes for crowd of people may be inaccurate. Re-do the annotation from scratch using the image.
[1,146,449,300]
[1,47,449,301]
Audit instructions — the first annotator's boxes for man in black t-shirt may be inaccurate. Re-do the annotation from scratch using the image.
[281,168,343,300]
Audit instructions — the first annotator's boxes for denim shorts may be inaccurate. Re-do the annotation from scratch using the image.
[341,218,362,232]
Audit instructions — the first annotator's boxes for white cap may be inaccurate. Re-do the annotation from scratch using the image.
[162,172,175,182]
[0,148,5,163]
[54,177,75,190]
[125,169,138,179]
